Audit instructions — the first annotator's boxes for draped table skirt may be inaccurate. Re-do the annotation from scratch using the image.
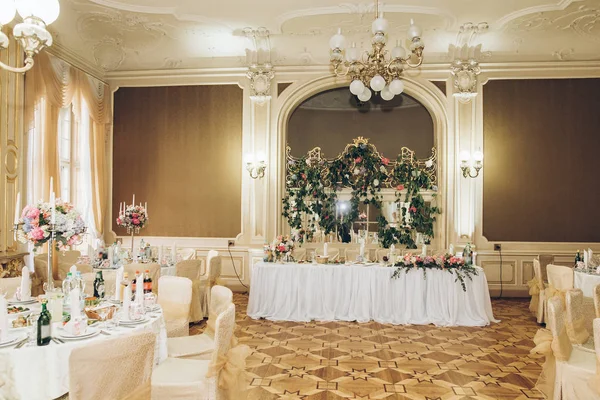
[247,262,498,327]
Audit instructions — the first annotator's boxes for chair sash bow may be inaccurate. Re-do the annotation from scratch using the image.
[206,344,251,399]
[528,278,544,296]
[565,317,589,345]
[546,285,567,303]
[530,328,572,400]
[205,312,238,346]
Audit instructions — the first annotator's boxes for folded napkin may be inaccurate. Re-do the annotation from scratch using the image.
[71,287,81,319]
[136,275,144,305]
[590,248,594,265]
[70,265,77,274]
[158,245,164,265]
[115,267,124,301]
[0,296,8,341]
[20,266,31,301]
[584,250,589,268]
[122,284,132,320]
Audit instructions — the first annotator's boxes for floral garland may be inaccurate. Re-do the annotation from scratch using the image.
[391,254,478,292]
[17,201,86,250]
[283,138,441,248]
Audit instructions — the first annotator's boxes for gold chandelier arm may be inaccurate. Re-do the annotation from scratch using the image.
[404,56,423,69]
[332,62,350,77]
[0,56,34,74]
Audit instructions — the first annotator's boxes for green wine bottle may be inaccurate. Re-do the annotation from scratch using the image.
[94,271,105,299]
[37,300,52,346]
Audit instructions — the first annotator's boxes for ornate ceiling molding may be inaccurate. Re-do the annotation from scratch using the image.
[495,0,579,27]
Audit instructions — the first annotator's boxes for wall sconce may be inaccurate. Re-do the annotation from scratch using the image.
[459,150,483,178]
[245,153,267,179]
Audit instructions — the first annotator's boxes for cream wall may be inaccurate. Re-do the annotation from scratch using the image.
[0,35,24,254]
[105,61,600,294]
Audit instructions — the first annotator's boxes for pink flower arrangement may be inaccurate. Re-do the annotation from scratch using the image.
[116,204,148,233]
[267,235,295,261]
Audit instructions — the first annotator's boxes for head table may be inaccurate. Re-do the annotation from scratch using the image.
[0,303,167,400]
[248,262,498,327]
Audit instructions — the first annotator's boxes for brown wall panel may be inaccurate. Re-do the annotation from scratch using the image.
[288,89,434,159]
[483,78,600,242]
[112,85,243,238]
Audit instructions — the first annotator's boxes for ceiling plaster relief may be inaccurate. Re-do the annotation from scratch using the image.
[245,28,275,101]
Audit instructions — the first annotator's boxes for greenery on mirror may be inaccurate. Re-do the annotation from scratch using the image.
[282,137,440,247]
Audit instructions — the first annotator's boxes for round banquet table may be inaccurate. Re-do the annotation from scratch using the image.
[0,303,167,400]
[574,270,600,298]
[248,262,499,327]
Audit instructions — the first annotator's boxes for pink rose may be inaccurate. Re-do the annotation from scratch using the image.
[409,206,417,213]
[24,206,40,219]
[132,213,139,218]
[30,227,45,240]
[278,245,286,252]
[396,184,404,191]
[132,218,140,225]
[116,218,122,225]
[355,157,362,164]
[381,157,389,166]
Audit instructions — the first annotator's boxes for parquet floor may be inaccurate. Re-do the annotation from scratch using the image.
[191,295,544,400]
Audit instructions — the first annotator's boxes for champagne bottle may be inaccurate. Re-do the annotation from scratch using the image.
[143,270,152,294]
[94,271,105,298]
[576,249,581,265]
[37,300,51,346]
[132,271,139,295]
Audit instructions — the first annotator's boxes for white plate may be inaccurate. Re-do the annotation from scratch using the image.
[0,333,27,348]
[57,330,101,341]
[9,298,37,306]
[120,316,149,326]
[7,309,31,318]
[57,326,99,340]
[108,298,121,305]
[145,305,160,312]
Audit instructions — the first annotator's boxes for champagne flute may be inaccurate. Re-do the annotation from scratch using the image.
[97,306,109,330]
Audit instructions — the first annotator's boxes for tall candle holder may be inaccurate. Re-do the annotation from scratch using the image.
[46,223,56,291]
[116,197,148,259]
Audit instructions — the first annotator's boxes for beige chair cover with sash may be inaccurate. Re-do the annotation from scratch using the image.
[565,289,591,345]
[175,259,204,322]
[315,247,340,261]
[291,248,307,262]
[152,303,251,400]
[178,248,196,261]
[344,248,371,263]
[124,263,160,294]
[168,285,233,360]
[539,254,555,283]
[546,264,574,305]
[588,318,600,396]
[158,276,192,338]
[196,251,222,320]
[531,297,573,400]
[594,285,600,319]
[68,332,156,400]
[0,277,21,299]
[529,258,547,323]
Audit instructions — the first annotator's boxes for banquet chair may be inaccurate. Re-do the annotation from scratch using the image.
[539,254,555,283]
[124,263,160,294]
[529,258,548,323]
[291,248,307,262]
[565,289,592,347]
[33,251,91,295]
[151,303,251,400]
[315,247,340,261]
[546,264,574,304]
[68,331,156,400]
[176,259,204,322]
[196,251,222,320]
[0,277,21,298]
[178,248,196,260]
[167,285,233,360]
[345,248,370,263]
[595,285,600,318]
[158,276,192,338]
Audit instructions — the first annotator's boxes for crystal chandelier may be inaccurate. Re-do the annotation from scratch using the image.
[0,0,60,74]
[328,0,424,102]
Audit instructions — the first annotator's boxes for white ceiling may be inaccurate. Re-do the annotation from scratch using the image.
[48,0,600,73]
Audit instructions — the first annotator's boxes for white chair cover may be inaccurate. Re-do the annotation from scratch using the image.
[595,284,600,319]
[176,259,204,322]
[33,251,90,295]
[565,289,591,345]
[588,318,600,396]
[0,277,21,299]
[529,258,547,323]
[197,251,222,320]
[375,249,391,263]
[158,276,192,338]
[152,303,250,400]
[68,331,156,400]
[546,264,574,304]
[167,286,234,360]
[291,248,306,262]
[178,248,196,261]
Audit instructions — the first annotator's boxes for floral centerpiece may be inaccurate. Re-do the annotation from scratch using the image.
[266,235,295,262]
[116,204,148,234]
[391,253,478,292]
[17,200,86,250]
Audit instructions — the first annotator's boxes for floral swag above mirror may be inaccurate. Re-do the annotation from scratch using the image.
[282,137,441,248]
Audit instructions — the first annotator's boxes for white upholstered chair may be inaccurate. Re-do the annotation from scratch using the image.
[529,258,548,323]
[176,259,203,322]
[152,303,251,400]
[0,277,21,299]
[546,264,574,304]
[158,276,192,338]
[68,331,156,400]
[167,285,233,360]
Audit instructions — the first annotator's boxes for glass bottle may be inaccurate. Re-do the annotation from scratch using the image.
[37,300,52,346]
[94,271,105,298]
[62,272,72,304]
[143,270,152,294]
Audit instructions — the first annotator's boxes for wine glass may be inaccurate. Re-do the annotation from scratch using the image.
[96,306,110,330]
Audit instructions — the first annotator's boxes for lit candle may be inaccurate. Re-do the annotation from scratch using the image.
[50,191,56,224]
[14,192,20,224]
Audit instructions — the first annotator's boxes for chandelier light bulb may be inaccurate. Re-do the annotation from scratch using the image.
[380,86,395,101]
[329,27,346,50]
[357,87,372,102]
[0,0,16,25]
[370,74,386,92]
[389,79,404,95]
[407,19,422,40]
[350,79,365,95]
[371,13,388,34]
[346,43,359,62]
[391,44,406,59]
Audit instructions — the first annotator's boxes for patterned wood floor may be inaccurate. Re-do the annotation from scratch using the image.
[191,295,544,400]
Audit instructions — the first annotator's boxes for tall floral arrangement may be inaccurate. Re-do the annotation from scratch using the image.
[267,235,295,262]
[17,201,86,250]
[116,204,148,233]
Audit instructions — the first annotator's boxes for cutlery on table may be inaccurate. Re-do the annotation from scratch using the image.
[14,338,28,348]
[100,330,112,335]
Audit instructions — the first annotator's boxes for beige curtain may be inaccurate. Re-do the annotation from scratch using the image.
[24,53,110,236]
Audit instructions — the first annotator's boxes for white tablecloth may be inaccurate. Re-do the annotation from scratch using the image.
[0,306,167,400]
[248,262,498,327]
[574,270,600,298]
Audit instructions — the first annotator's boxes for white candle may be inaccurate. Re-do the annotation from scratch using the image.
[14,192,20,224]
[323,242,328,257]
[49,177,53,200]
[50,191,56,224]
[171,242,177,262]
[145,202,148,218]
[132,194,135,207]
[158,245,163,265]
